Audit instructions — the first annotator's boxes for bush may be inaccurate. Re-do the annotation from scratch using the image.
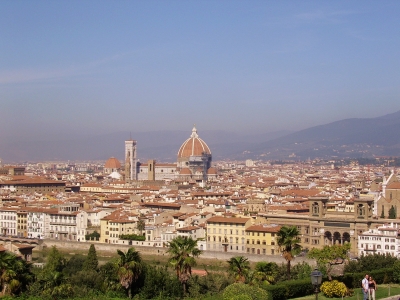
[119,234,146,241]
[343,253,398,273]
[263,278,314,300]
[85,231,100,241]
[223,283,269,300]
[320,280,347,298]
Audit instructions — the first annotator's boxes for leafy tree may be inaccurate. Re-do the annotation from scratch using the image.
[139,265,182,299]
[69,269,104,291]
[227,256,250,283]
[63,254,85,276]
[290,261,313,280]
[344,253,398,273]
[116,247,143,298]
[44,246,65,273]
[393,260,400,283]
[83,244,98,271]
[389,205,396,219]
[167,236,202,294]
[188,270,232,297]
[308,243,350,280]
[276,225,302,280]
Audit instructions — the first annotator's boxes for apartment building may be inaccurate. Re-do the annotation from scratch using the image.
[27,208,50,239]
[245,224,281,255]
[17,210,28,237]
[0,208,18,236]
[0,177,65,194]
[100,211,139,244]
[358,223,400,257]
[48,204,88,242]
[206,216,251,253]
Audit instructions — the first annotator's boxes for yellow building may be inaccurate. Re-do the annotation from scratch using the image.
[100,211,139,244]
[17,210,28,238]
[245,224,281,255]
[206,216,251,253]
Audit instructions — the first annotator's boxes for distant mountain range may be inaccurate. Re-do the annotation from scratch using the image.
[1,110,400,163]
[247,110,400,160]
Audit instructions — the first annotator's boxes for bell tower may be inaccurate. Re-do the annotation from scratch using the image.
[125,139,137,182]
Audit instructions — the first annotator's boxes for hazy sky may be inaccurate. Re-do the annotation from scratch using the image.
[2,1,400,141]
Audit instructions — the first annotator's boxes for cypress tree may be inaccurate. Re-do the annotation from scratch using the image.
[83,244,98,271]
[389,205,396,219]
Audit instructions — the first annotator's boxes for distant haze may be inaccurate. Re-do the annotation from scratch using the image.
[2,110,400,162]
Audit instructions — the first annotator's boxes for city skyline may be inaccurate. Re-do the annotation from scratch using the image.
[1,1,400,143]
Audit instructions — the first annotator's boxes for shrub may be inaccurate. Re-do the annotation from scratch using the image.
[263,278,314,300]
[223,283,269,300]
[119,234,146,241]
[320,280,347,298]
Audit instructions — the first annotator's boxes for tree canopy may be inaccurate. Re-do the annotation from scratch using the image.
[308,243,350,280]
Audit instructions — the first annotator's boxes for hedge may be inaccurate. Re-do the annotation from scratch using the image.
[263,269,396,300]
[263,279,314,300]
[332,268,394,289]
[119,234,146,241]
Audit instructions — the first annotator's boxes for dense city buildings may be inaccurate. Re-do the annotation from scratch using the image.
[1,131,400,261]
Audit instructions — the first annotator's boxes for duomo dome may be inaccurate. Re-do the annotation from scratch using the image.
[177,126,211,158]
[177,126,213,182]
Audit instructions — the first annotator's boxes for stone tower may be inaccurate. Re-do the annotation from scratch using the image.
[125,139,137,182]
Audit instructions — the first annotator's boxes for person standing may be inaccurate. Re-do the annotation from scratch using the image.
[362,274,369,300]
[369,276,377,300]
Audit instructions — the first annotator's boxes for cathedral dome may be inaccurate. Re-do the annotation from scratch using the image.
[177,126,211,158]
[104,157,121,169]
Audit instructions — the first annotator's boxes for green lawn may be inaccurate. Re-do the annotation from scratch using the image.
[292,284,400,300]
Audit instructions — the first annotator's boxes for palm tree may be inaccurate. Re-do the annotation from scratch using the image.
[116,247,143,298]
[227,256,250,283]
[276,225,302,280]
[0,251,32,296]
[252,261,278,285]
[167,236,202,294]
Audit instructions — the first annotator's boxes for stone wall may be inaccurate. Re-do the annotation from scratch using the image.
[41,239,315,265]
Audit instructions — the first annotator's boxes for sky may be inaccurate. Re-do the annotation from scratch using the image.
[1,0,400,142]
